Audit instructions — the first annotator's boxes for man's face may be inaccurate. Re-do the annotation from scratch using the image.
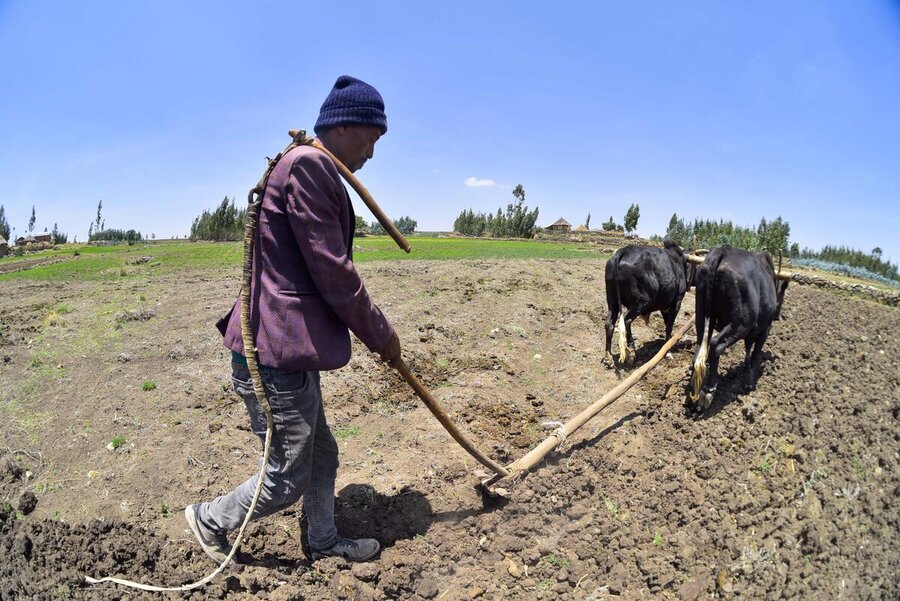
[331,126,382,172]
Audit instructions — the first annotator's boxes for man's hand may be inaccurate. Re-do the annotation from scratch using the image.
[378,331,401,368]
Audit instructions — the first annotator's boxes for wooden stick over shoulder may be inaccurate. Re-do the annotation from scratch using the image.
[288,130,411,253]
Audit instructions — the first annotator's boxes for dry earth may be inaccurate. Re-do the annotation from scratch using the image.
[0,258,897,600]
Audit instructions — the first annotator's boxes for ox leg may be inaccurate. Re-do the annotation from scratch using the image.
[603,266,619,367]
[748,322,773,386]
[603,309,618,366]
[663,299,682,341]
[703,324,749,409]
[743,338,755,367]
[622,307,642,365]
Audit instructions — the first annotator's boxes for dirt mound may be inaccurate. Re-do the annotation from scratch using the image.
[0,260,897,600]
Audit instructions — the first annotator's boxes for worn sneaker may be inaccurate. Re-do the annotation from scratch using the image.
[311,536,381,562]
[184,504,232,564]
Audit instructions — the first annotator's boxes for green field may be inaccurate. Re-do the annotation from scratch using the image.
[0,236,610,283]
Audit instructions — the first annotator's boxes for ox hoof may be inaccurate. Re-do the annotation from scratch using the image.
[703,391,714,410]
[603,352,615,367]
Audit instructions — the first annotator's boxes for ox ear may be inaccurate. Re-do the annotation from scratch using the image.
[663,239,684,255]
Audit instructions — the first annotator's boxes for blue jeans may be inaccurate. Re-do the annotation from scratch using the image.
[197,359,339,551]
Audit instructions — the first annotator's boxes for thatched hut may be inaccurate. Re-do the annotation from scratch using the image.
[546,218,572,233]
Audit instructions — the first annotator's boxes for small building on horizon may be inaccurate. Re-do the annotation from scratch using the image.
[546,217,572,233]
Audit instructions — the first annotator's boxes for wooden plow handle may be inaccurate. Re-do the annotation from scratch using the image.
[394,359,509,477]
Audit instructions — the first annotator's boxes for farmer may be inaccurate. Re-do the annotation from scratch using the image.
[185,75,401,564]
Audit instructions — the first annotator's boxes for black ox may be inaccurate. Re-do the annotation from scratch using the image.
[604,241,692,366]
[688,246,788,411]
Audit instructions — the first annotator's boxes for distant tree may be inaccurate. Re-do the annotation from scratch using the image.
[28,206,36,234]
[190,196,246,241]
[789,242,800,258]
[585,213,591,230]
[800,244,898,281]
[354,215,368,233]
[95,200,103,233]
[602,215,618,231]
[454,184,538,238]
[370,216,416,236]
[512,184,525,204]
[51,222,68,244]
[395,216,417,235]
[0,204,9,240]
[497,184,539,238]
[151,233,156,240]
[665,213,685,246]
[90,228,143,244]
[370,221,386,236]
[624,203,640,235]
[88,222,94,239]
[453,209,489,236]
[872,247,882,258]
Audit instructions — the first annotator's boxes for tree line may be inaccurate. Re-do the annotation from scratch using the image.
[190,197,247,241]
[88,200,143,244]
[189,197,418,241]
[663,213,791,256]
[366,215,417,236]
[797,245,897,281]
[453,184,540,238]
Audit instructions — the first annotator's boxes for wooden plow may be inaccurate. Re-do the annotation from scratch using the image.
[480,319,694,496]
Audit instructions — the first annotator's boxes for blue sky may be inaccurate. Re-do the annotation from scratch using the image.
[1,1,898,261]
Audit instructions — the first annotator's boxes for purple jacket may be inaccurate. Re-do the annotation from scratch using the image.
[217,143,394,371]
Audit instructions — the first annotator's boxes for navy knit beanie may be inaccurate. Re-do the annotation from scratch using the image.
[314,75,387,135]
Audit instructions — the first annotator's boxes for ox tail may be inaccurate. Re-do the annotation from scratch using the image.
[611,254,629,364]
[690,317,711,401]
[689,248,725,401]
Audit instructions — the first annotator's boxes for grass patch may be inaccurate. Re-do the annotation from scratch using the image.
[42,311,65,327]
[755,453,776,474]
[142,380,157,391]
[604,498,619,516]
[544,554,570,568]
[109,435,127,450]
[0,238,609,283]
[334,424,360,440]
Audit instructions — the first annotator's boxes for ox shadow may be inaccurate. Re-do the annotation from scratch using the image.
[611,336,693,376]
[686,350,777,420]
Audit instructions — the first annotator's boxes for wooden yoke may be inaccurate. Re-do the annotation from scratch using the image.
[685,253,793,282]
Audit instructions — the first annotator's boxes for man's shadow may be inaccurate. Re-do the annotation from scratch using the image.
[239,481,507,567]
[331,483,434,546]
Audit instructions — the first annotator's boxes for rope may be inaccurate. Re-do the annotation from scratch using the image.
[541,421,568,448]
[85,130,314,592]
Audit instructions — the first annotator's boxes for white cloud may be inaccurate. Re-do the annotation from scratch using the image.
[464,176,497,187]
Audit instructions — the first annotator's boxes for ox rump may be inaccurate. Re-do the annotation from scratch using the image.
[604,241,692,366]
[689,246,789,411]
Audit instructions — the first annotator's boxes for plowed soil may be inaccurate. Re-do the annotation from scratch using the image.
[1,258,897,600]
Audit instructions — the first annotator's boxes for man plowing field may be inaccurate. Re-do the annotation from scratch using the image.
[186,75,401,564]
